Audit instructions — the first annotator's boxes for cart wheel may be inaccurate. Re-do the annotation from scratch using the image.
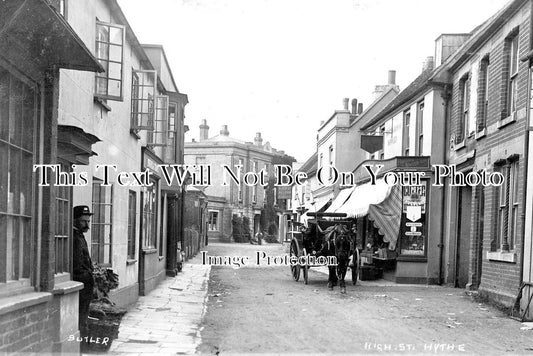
[290,240,300,281]
[302,248,309,285]
[351,248,360,285]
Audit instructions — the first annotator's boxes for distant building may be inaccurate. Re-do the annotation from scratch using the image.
[184,121,295,242]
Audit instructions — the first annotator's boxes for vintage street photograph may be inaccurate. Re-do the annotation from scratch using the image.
[2,0,533,354]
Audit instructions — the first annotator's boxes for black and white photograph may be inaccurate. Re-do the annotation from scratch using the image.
[2,0,533,354]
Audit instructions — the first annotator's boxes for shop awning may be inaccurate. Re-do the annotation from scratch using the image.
[301,195,331,225]
[0,0,104,73]
[336,179,392,218]
[325,186,355,213]
[368,184,402,250]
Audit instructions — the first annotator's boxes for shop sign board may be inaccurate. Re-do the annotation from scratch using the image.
[400,180,427,256]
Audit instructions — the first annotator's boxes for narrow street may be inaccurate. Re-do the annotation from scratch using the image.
[197,243,533,355]
[108,242,533,355]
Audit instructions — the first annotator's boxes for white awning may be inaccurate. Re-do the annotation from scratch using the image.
[301,195,331,225]
[325,186,356,213]
[336,179,392,218]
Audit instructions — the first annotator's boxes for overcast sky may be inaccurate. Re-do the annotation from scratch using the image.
[118,0,510,162]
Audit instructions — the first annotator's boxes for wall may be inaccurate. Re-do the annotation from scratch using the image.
[445,2,530,306]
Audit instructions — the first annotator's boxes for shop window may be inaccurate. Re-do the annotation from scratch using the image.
[95,21,125,101]
[127,190,136,260]
[0,67,37,284]
[142,178,158,249]
[131,70,156,130]
[55,162,72,274]
[208,211,219,231]
[147,95,169,147]
[91,179,113,266]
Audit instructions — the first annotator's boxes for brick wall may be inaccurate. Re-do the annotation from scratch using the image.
[448,2,530,304]
[0,302,56,353]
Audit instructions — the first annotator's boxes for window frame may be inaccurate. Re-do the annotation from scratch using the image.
[142,177,158,249]
[459,74,471,141]
[493,160,519,252]
[208,211,219,231]
[237,158,244,203]
[54,161,72,274]
[91,178,114,266]
[127,190,137,260]
[402,109,410,155]
[94,20,125,101]
[131,69,157,131]
[416,101,424,155]
[147,95,169,147]
[0,65,38,287]
[477,56,490,132]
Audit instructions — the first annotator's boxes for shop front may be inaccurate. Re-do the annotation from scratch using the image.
[331,156,442,284]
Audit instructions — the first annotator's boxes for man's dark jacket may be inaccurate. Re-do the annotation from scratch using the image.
[73,227,94,288]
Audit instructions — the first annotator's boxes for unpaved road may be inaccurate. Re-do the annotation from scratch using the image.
[197,243,533,355]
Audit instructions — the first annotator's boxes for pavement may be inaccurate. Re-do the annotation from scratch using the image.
[107,252,211,355]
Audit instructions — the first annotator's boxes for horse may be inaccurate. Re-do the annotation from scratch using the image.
[320,224,352,293]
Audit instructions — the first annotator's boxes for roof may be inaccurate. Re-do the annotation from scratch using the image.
[353,86,400,129]
[203,134,246,144]
[298,152,318,175]
[360,68,435,131]
[431,0,527,80]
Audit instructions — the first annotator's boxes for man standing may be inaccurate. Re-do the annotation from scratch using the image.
[73,205,94,337]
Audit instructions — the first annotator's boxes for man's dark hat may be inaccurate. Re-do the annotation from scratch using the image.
[74,205,93,219]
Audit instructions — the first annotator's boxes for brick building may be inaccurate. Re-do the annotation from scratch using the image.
[0,0,102,353]
[184,121,295,242]
[435,0,531,308]
[0,0,188,353]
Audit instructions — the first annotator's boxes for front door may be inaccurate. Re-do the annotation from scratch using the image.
[456,186,472,288]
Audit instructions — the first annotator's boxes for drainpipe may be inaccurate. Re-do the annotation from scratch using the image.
[439,84,452,285]
[518,0,533,305]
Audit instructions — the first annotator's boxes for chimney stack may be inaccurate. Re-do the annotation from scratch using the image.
[220,125,229,136]
[254,132,263,146]
[351,99,358,115]
[343,98,349,111]
[388,70,396,85]
[199,119,209,141]
[422,56,434,72]
[357,103,363,115]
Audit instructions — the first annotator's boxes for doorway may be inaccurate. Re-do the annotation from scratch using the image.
[456,185,472,288]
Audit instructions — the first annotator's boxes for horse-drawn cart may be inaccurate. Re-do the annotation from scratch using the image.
[289,212,360,292]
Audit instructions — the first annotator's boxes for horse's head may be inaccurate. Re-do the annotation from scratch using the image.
[333,225,351,261]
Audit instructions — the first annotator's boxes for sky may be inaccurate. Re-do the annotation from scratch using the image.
[118,0,510,162]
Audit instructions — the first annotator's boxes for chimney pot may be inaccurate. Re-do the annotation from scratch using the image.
[220,125,229,136]
[199,119,209,141]
[357,103,363,114]
[422,56,434,72]
[254,132,263,146]
[388,70,396,85]
[343,98,349,110]
[351,99,358,115]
